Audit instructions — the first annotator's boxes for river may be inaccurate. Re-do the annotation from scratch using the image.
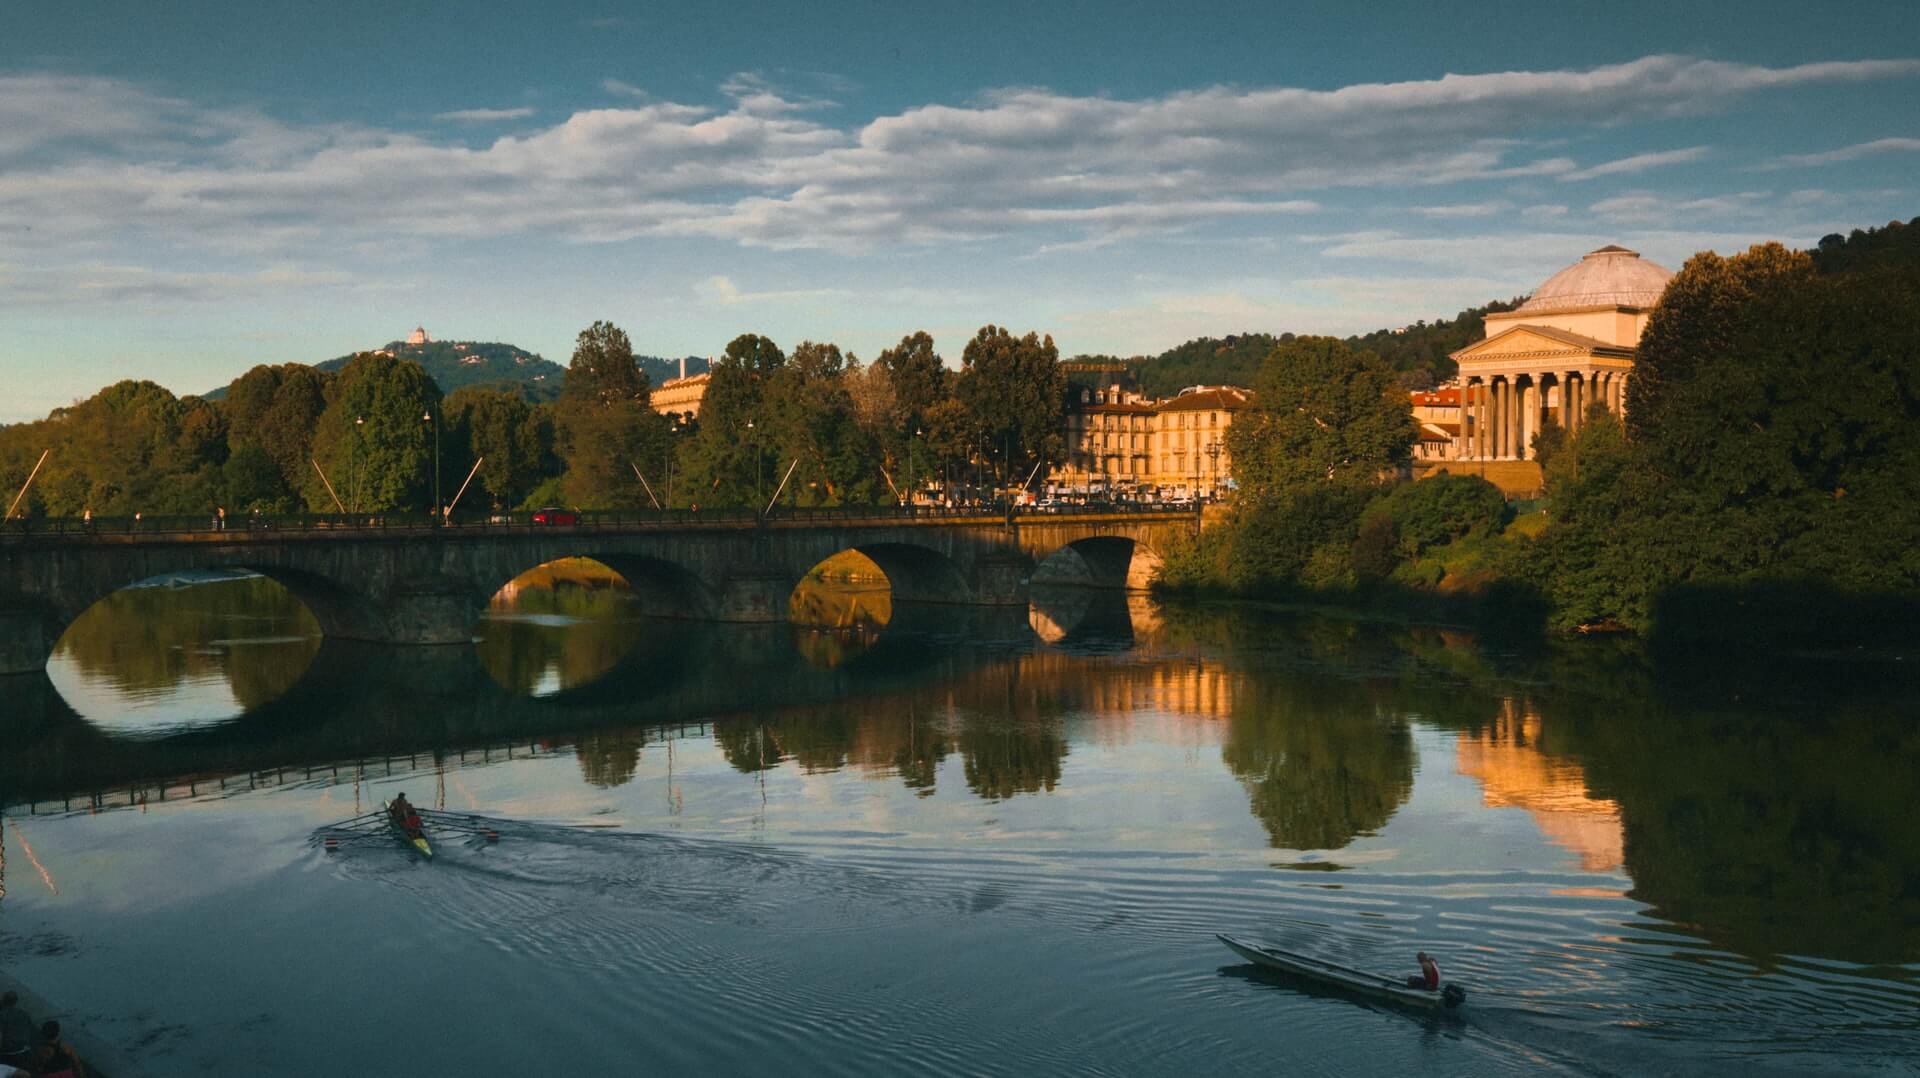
[1,568,1915,1075]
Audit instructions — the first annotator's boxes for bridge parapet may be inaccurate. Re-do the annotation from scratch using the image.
[0,509,1196,674]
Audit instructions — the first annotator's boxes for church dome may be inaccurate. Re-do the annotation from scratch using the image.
[1517,245,1673,312]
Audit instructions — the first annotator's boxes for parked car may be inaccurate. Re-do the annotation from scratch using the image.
[531,506,581,526]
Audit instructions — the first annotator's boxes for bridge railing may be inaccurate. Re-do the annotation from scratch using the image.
[0,500,1199,541]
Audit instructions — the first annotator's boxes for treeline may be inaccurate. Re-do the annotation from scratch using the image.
[1160,219,1920,646]
[0,322,1068,517]
[1085,298,1526,399]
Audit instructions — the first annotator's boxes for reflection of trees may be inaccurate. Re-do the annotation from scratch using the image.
[477,581,645,696]
[959,716,1067,800]
[55,576,321,711]
[1557,700,1920,965]
[577,728,648,788]
[1221,678,1416,851]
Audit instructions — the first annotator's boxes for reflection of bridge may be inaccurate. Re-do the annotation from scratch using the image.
[0,509,1193,674]
[0,595,1143,811]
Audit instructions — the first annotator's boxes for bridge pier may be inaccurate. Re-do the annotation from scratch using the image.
[712,567,804,622]
[0,605,57,676]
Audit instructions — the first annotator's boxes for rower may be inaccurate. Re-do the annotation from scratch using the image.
[1404,952,1441,991]
[390,792,422,832]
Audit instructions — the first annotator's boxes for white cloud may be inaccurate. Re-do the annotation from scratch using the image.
[600,78,649,98]
[1765,136,1920,168]
[435,106,537,123]
[0,263,354,307]
[1409,201,1507,219]
[1559,145,1710,181]
[0,54,1914,266]
[1588,191,1768,224]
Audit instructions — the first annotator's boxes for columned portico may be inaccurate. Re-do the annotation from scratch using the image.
[1450,246,1671,466]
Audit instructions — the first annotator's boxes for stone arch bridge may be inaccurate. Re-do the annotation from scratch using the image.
[0,508,1194,674]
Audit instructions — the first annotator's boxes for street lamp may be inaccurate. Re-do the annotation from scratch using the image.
[746,419,762,505]
[906,426,922,511]
[666,422,679,509]
[1205,437,1224,502]
[352,415,365,513]
[422,409,440,521]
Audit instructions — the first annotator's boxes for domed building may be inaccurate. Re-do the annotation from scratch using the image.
[1447,245,1673,470]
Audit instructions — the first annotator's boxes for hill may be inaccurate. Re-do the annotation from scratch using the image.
[206,341,707,402]
[1107,298,1529,396]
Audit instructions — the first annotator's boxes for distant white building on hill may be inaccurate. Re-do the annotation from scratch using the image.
[406,326,432,345]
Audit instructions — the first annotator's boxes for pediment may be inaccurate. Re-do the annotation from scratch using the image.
[1452,325,1611,365]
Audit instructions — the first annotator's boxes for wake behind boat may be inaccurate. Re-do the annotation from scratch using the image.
[1217,934,1466,1012]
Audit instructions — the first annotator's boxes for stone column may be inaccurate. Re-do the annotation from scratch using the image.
[1488,379,1502,459]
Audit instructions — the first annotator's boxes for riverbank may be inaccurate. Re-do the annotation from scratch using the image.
[0,969,146,1078]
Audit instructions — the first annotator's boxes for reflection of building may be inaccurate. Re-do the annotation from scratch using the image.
[1445,246,1672,477]
[1053,384,1254,499]
[1453,703,1623,873]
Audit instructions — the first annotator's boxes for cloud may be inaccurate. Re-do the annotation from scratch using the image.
[1588,191,1767,224]
[1559,145,1710,181]
[1,54,1914,264]
[1765,136,1920,168]
[600,78,649,98]
[434,106,537,123]
[692,274,839,306]
[0,263,354,307]
[1409,201,1507,219]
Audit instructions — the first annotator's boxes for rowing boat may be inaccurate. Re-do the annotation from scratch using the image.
[384,800,433,860]
[1216,934,1465,1011]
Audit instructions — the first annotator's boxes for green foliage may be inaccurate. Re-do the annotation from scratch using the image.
[304,353,442,512]
[675,333,789,507]
[1812,216,1920,276]
[0,379,226,516]
[1129,334,1277,396]
[954,325,1066,487]
[443,387,557,512]
[1357,474,1508,565]
[554,321,665,509]
[310,340,564,402]
[1228,336,1415,490]
[1345,298,1524,386]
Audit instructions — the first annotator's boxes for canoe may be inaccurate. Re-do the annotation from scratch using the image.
[1216,934,1464,1011]
[384,800,433,860]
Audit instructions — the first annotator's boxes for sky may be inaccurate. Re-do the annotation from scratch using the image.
[3,0,1917,421]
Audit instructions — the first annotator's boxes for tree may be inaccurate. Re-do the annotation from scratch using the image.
[952,325,1065,487]
[305,353,442,512]
[222,363,330,498]
[553,321,665,508]
[676,334,787,506]
[443,387,556,511]
[1228,336,1414,492]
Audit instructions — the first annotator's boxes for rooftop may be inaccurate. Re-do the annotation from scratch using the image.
[1516,245,1674,313]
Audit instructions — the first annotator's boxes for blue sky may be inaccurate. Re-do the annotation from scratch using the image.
[3,1,1917,420]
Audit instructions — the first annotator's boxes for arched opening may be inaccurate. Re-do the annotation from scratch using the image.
[479,557,653,697]
[46,569,323,734]
[1031,537,1158,591]
[788,545,973,669]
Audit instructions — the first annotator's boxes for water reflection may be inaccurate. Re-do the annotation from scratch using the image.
[12,575,1920,978]
[47,574,320,735]
[479,559,647,696]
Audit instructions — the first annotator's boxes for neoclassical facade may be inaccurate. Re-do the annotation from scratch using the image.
[1449,246,1673,460]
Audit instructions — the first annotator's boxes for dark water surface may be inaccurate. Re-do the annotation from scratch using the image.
[2,575,1916,1076]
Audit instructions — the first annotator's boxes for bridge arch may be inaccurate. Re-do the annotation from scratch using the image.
[1031,535,1162,591]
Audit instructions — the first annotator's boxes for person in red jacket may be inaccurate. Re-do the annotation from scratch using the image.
[1404,952,1441,990]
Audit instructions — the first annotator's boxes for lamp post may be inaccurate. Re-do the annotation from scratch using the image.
[351,415,365,514]
[746,419,762,505]
[666,422,678,509]
[422,409,440,521]
[1205,437,1224,502]
[906,426,922,511]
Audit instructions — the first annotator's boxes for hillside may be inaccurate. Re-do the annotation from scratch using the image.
[326,340,566,401]
[1110,298,1529,395]
[206,340,707,401]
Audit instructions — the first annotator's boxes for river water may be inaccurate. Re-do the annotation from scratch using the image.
[1,571,1915,1076]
